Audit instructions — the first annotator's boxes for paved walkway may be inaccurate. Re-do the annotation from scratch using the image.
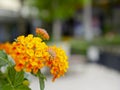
[30,55,120,90]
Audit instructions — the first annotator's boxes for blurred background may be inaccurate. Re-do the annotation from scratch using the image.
[0,0,120,90]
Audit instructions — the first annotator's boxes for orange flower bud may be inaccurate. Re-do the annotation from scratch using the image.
[36,28,49,40]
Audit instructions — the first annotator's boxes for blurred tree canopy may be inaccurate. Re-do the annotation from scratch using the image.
[28,0,83,21]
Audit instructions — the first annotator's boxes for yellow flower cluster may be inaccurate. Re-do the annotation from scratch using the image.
[11,34,49,74]
[0,28,69,81]
[47,46,69,81]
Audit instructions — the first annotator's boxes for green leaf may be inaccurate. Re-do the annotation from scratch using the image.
[1,83,31,90]
[37,71,46,90]
[0,71,6,79]
[7,66,24,87]
[0,78,8,89]
[15,85,31,90]
[0,66,31,90]
[0,50,8,67]
[1,84,13,90]
[0,71,9,90]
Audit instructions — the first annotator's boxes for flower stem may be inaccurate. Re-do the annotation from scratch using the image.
[37,70,45,90]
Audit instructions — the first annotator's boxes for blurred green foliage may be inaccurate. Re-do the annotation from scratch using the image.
[28,0,83,21]
[70,35,120,55]
[71,39,89,55]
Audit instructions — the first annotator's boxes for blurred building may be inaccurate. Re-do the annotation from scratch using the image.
[0,0,40,42]
[0,0,120,42]
[62,0,120,39]
[0,0,21,42]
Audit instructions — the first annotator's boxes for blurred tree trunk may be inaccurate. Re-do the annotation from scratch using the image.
[83,0,93,41]
[18,0,26,35]
[52,19,62,41]
[18,16,26,35]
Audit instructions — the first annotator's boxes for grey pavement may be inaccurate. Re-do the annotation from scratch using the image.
[30,55,120,90]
